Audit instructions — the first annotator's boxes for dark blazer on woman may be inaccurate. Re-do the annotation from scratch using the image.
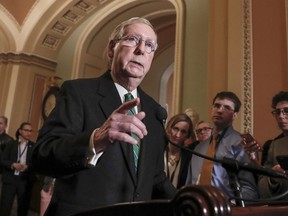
[32,71,176,216]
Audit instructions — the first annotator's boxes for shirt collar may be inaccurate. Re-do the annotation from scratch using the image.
[114,82,138,103]
[18,139,28,146]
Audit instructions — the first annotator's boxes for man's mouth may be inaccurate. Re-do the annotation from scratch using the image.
[213,115,222,120]
[130,61,143,68]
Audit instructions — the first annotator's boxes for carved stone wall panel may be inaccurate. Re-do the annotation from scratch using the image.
[243,0,253,133]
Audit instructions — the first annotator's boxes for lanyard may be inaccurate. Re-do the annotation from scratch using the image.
[18,142,28,163]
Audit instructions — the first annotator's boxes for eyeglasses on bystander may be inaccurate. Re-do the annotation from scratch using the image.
[271,107,288,117]
[195,127,213,134]
[212,103,234,112]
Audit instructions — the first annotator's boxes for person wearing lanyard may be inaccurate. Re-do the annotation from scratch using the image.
[0,122,36,216]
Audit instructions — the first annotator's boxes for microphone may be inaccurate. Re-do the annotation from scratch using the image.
[156,106,169,148]
[156,106,167,128]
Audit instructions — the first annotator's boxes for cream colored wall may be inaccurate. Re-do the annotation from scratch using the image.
[207,0,245,131]
[1,63,56,141]
[180,0,209,121]
[180,0,245,131]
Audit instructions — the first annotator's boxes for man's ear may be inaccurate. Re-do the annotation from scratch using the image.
[108,41,115,58]
[232,112,238,120]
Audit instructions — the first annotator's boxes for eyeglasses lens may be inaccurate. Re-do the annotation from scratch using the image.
[272,108,288,116]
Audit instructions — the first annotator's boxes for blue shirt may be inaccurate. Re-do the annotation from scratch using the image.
[186,126,258,200]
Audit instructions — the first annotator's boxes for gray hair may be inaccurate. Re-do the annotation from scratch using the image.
[107,17,157,65]
[109,17,156,43]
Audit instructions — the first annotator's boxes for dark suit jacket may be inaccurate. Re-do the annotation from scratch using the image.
[32,71,176,216]
[175,150,192,189]
[0,132,13,152]
[261,133,284,165]
[0,132,13,173]
[1,139,35,184]
[258,136,288,199]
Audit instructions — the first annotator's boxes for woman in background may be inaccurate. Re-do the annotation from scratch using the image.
[164,114,194,189]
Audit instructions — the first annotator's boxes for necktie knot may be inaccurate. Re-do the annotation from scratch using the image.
[124,93,134,102]
[125,93,136,115]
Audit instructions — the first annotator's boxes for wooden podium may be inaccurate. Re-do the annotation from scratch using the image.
[74,185,288,216]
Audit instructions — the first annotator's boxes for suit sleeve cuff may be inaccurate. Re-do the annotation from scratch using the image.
[87,128,103,166]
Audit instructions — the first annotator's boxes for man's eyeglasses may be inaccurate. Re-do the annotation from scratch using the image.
[212,103,234,112]
[117,35,157,54]
[271,108,288,117]
[195,127,213,134]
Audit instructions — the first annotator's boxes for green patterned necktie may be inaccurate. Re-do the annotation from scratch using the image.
[124,93,140,171]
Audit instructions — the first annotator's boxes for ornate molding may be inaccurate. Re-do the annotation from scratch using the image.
[42,0,110,50]
[242,0,253,133]
[0,52,57,70]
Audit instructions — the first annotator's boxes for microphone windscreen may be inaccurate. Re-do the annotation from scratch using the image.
[156,106,167,123]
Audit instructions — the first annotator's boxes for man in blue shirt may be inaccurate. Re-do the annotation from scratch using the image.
[186,91,258,201]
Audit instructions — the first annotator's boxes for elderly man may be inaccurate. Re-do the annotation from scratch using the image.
[32,17,176,216]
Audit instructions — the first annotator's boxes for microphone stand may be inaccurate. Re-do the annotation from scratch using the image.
[221,157,245,207]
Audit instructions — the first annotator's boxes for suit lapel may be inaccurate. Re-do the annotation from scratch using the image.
[134,89,153,188]
[98,72,122,119]
[98,71,137,185]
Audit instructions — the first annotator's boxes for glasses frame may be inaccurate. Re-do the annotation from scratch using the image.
[117,34,158,54]
[195,127,213,134]
[212,103,235,112]
[271,108,288,117]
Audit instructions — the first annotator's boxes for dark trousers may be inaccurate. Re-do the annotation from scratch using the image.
[0,178,33,216]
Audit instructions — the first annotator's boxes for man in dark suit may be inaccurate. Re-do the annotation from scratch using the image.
[0,122,36,216]
[32,17,177,216]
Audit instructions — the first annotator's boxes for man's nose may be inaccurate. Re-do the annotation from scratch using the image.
[135,41,145,54]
